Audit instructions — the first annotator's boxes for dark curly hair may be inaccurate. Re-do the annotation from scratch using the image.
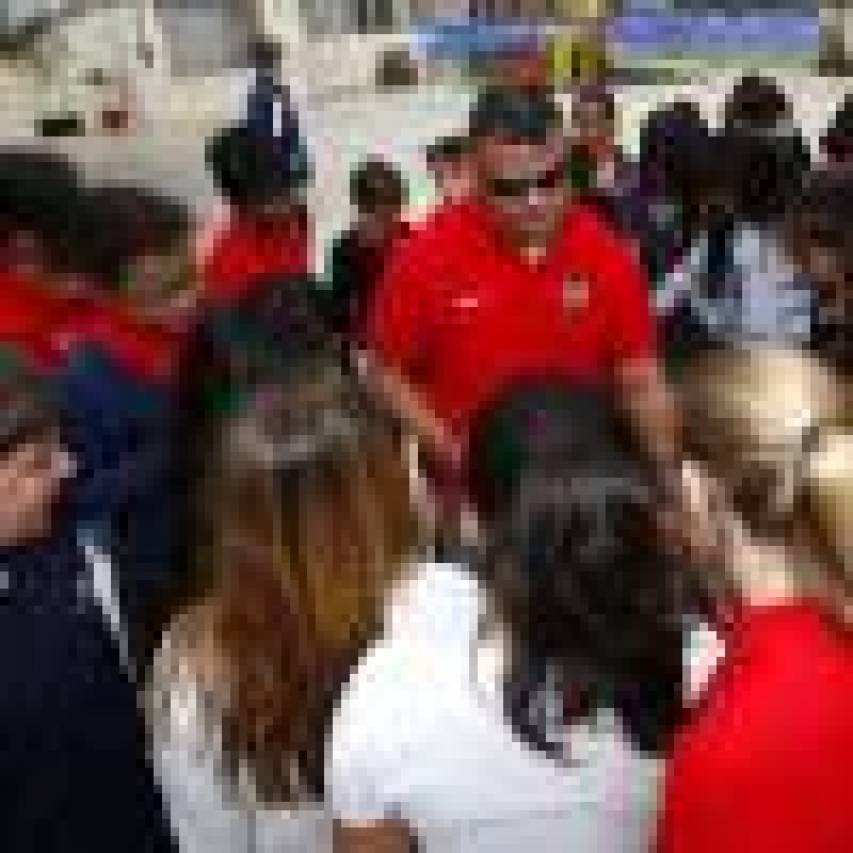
[470,384,686,758]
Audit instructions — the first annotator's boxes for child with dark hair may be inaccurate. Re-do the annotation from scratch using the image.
[0,352,173,852]
[202,125,312,303]
[321,157,410,339]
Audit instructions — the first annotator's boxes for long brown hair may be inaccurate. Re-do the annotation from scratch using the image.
[184,354,419,804]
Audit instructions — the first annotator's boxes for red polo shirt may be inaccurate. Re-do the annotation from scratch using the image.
[659,603,853,853]
[366,199,654,433]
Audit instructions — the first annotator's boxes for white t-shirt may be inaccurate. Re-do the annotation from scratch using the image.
[147,632,333,853]
[657,225,814,345]
[328,561,663,852]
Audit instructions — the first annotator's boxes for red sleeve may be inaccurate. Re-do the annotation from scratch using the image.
[658,687,850,853]
[598,228,657,365]
[364,236,435,377]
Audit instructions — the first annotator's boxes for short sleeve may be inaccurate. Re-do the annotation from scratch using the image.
[364,238,436,377]
[599,232,657,365]
[327,640,415,824]
[146,640,253,853]
[328,562,480,827]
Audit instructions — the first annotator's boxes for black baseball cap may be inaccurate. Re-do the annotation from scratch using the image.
[469,86,563,143]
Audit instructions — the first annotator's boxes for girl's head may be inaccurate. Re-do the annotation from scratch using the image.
[679,347,852,616]
[470,383,685,757]
[191,341,420,803]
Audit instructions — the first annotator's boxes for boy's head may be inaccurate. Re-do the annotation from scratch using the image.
[0,148,82,278]
[207,126,309,221]
[0,352,73,546]
[724,74,792,132]
[349,157,408,242]
[425,134,475,201]
[101,185,194,320]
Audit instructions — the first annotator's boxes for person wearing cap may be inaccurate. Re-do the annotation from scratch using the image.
[0,351,173,852]
[365,85,677,474]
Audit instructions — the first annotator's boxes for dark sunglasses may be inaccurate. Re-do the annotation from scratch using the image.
[486,158,571,200]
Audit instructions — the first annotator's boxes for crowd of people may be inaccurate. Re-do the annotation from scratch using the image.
[1,64,851,853]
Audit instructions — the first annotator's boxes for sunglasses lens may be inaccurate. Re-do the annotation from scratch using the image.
[488,164,568,200]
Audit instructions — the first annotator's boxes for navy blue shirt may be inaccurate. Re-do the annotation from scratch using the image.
[1,520,173,851]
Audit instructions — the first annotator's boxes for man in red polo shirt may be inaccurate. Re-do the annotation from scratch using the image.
[366,85,676,467]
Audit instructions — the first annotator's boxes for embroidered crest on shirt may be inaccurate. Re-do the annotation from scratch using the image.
[562,273,590,314]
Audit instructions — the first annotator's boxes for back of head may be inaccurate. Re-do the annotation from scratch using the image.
[720,128,811,225]
[471,383,684,756]
[724,74,792,131]
[638,101,711,203]
[206,125,308,210]
[467,380,625,519]
[190,334,419,803]
[679,347,851,600]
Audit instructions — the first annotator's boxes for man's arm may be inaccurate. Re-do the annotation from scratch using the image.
[603,229,682,467]
[617,355,682,468]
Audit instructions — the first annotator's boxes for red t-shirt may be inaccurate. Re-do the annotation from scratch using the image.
[202,213,309,303]
[56,298,182,385]
[659,602,853,853]
[0,272,181,383]
[0,272,66,368]
[366,199,654,433]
